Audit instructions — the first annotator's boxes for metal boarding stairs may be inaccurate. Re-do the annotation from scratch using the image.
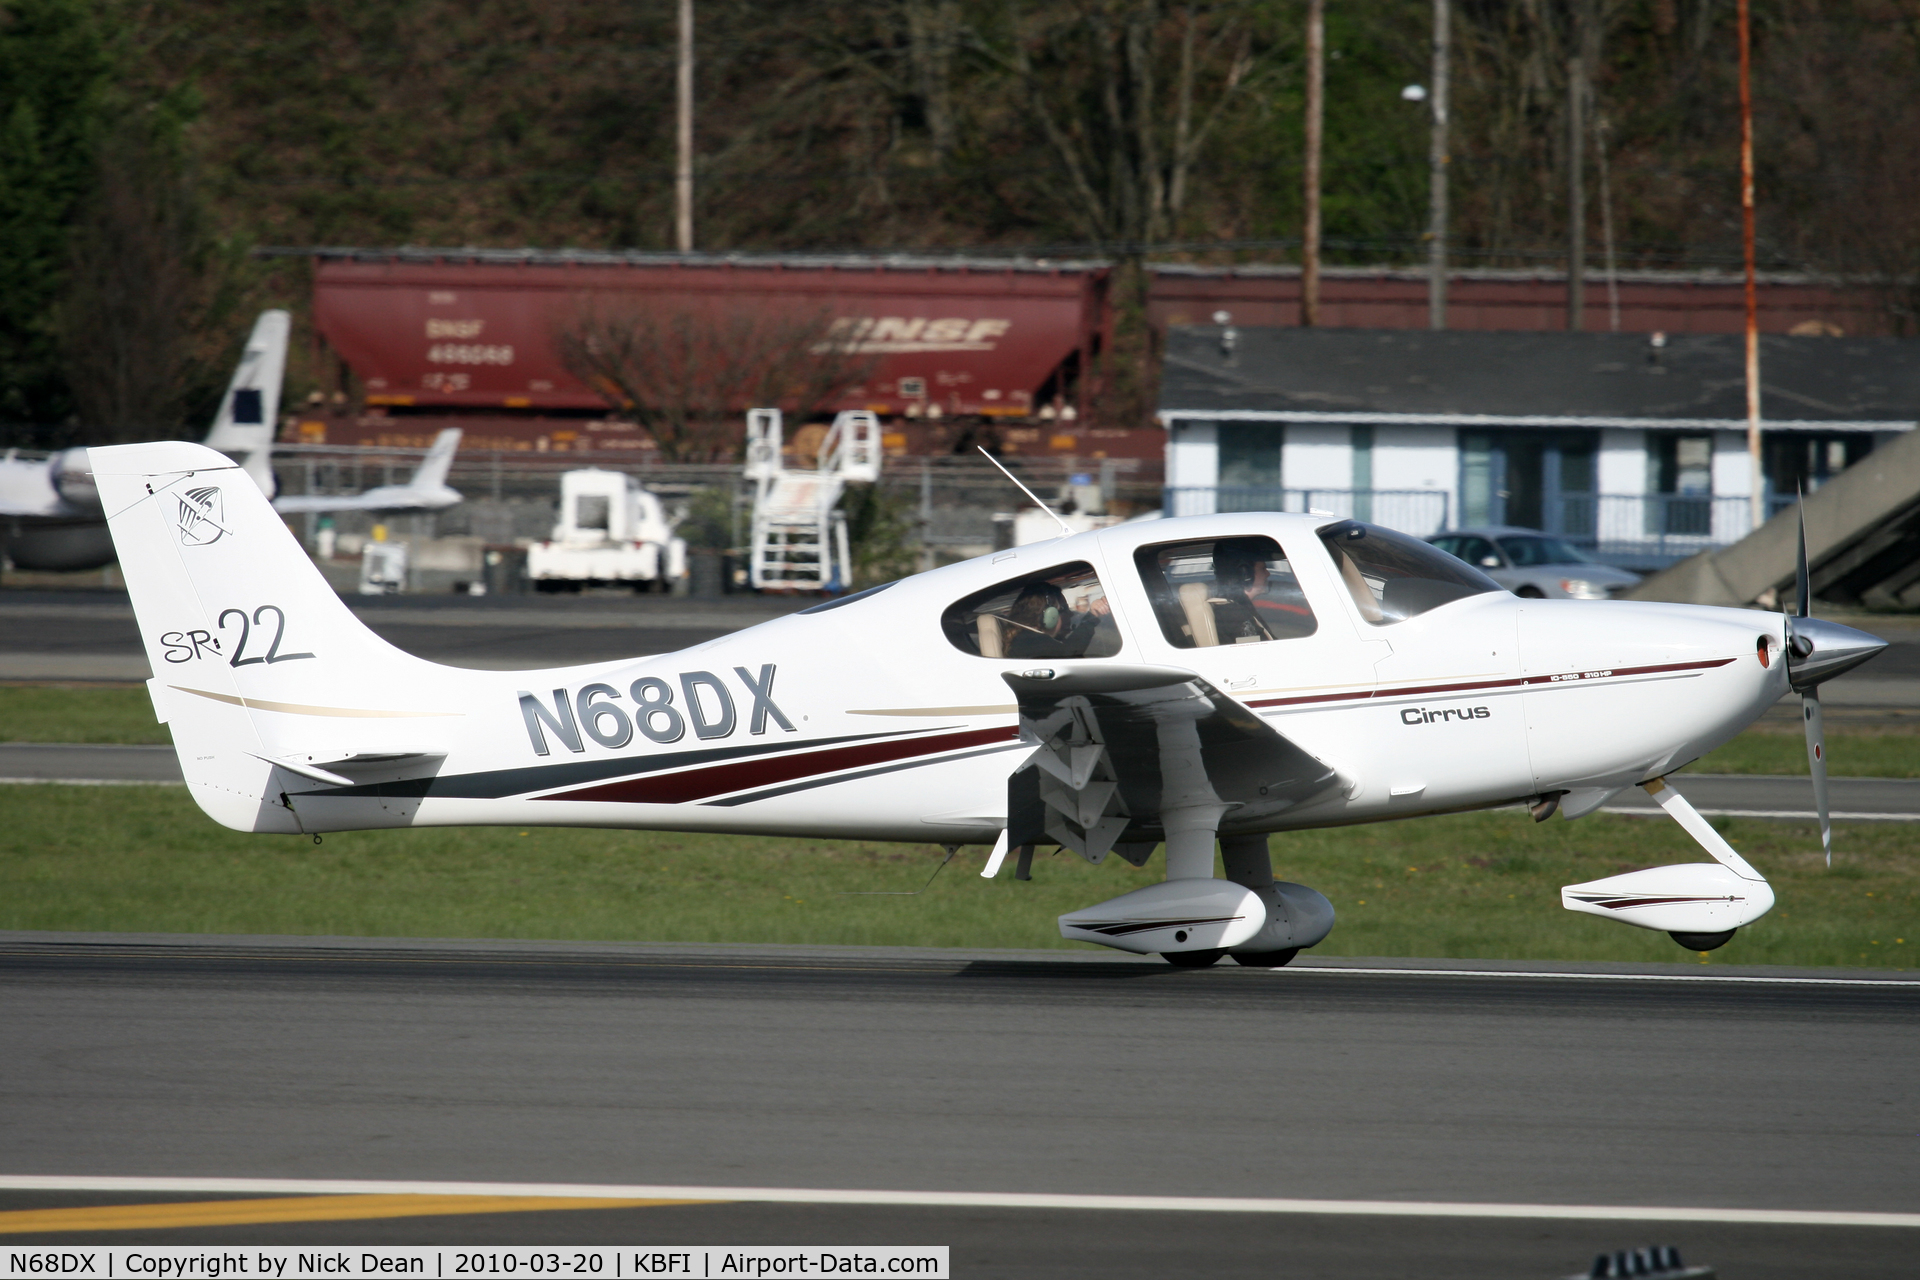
[745,409,882,591]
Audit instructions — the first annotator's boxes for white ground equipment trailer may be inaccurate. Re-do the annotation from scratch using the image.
[746,409,881,591]
[527,468,687,591]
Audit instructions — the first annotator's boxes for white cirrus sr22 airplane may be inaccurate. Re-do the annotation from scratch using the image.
[87,439,1886,965]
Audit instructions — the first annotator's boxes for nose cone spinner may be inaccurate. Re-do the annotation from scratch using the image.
[1787,617,1889,691]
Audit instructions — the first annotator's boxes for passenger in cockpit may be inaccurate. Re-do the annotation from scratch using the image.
[1208,537,1278,644]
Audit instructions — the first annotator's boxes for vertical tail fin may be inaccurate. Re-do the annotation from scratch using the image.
[409,428,462,492]
[89,439,458,832]
[201,311,291,499]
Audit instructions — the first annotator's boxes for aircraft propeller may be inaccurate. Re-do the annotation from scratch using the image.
[1782,496,1890,866]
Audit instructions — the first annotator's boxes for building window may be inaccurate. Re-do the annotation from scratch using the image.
[1215,422,1282,513]
[1351,424,1374,521]
[941,561,1121,660]
[1648,434,1713,536]
[1133,535,1317,648]
[1459,430,1597,535]
[1765,433,1872,497]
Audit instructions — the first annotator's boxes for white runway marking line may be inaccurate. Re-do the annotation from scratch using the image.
[1602,805,1917,821]
[0,1178,1914,1229]
[1278,966,1919,988]
[0,777,184,787]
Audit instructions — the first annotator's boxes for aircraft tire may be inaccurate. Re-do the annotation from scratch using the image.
[1669,929,1736,952]
[1160,948,1227,968]
[1515,585,1547,599]
[1230,949,1300,968]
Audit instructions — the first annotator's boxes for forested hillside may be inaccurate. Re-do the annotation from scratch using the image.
[2,0,1916,441]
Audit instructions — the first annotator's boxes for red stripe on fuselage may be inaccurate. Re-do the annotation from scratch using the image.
[536,724,1020,805]
[1245,657,1737,710]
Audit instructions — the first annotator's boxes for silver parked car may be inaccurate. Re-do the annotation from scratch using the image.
[1425,526,1641,600]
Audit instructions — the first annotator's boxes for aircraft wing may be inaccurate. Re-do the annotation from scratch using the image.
[1000,663,1343,864]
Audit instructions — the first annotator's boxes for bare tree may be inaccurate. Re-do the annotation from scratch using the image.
[1765,2,1920,334]
[553,299,877,462]
[904,0,963,159]
[973,1,1270,426]
[983,1,1262,249]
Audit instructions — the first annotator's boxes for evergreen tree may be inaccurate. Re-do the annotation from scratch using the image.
[0,0,111,434]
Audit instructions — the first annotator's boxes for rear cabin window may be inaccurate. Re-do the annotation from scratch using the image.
[1133,536,1318,649]
[1320,520,1501,625]
[941,562,1122,659]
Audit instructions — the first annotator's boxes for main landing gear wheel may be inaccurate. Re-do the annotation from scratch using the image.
[1669,929,1736,952]
[1230,949,1300,968]
[1160,948,1227,968]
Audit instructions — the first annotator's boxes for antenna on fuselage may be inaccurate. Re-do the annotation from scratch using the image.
[976,446,1074,538]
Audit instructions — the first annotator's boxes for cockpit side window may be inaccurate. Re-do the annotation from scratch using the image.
[1133,536,1318,649]
[941,561,1122,659]
[1318,519,1501,625]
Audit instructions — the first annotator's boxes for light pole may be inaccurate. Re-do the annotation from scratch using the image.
[676,0,694,253]
[1739,0,1764,533]
[1301,0,1324,327]
[1427,0,1449,331]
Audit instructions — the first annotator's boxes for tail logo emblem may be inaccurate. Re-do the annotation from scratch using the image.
[176,486,227,547]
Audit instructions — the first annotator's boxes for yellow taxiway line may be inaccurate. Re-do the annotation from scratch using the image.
[0,1194,719,1235]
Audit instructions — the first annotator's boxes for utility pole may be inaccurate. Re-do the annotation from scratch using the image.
[1427,0,1449,330]
[1566,54,1585,330]
[676,0,694,253]
[1301,0,1324,327]
[1739,0,1764,532]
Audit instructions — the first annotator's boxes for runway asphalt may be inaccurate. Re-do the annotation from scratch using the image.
[1,936,1916,1276]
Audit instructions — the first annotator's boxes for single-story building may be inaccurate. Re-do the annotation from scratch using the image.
[1158,327,1920,568]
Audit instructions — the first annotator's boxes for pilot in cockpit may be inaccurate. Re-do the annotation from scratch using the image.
[1004,581,1113,659]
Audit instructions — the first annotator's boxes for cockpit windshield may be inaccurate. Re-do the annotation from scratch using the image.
[1318,520,1501,625]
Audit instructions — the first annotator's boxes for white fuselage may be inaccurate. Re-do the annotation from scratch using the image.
[139,510,1785,843]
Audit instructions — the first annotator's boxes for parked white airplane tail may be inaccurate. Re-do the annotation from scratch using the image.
[90,439,476,834]
[200,310,291,498]
[271,427,464,514]
[413,427,460,490]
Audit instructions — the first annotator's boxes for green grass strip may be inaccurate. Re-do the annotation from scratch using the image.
[2,784,1912,969]
[1,685,169,744]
